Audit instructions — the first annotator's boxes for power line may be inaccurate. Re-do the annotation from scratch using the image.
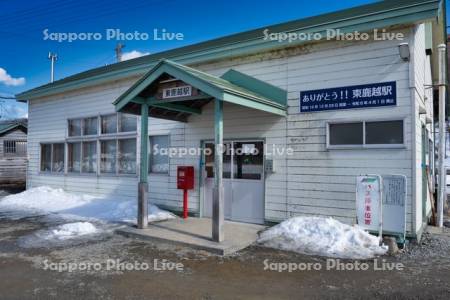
[0,0,111,28]
[0,96,16,100]
[0,0,164,30]
[0,0,83,26]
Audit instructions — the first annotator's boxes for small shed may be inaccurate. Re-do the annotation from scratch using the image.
[0,119,27,187]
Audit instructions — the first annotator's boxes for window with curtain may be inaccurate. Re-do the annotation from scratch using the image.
[56,113,138,176]
[68,142,81,173]
[52,143,65,173]
[40,143,65,173]
[40,144,52,172]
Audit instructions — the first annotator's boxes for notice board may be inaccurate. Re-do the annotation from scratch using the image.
[381,175,407,239]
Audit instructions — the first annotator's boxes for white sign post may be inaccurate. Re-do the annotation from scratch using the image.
[356,175,383,241]
[381,175,407,242]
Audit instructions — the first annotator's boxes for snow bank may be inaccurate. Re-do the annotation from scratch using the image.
[18,221,106,248]
[45,222,98,240]
[258,216,387,259]
[0,186,175,224]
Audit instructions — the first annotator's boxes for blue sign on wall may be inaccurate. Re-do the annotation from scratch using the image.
[300,81,396,113]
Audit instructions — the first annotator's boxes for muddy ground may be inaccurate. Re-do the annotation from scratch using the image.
[0,191,449,299]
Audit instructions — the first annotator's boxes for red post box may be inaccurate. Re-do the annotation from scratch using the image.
[177,166,194,218]
[177,166,194,190]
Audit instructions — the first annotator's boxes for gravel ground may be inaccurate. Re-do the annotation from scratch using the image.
[0,188,450,299]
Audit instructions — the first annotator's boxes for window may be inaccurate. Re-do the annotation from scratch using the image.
[40,144,51,172]
[328,120,404,148]
[83,117,98,136]
[65,113,137,176]
[82,141,97,173]
[233,142,264,180]
[68,119,82,136]
[329,123,363,145]
[204,142,231,179]
[149,135,169,173]
[40,143,65,173]
[365,121,403,144]
[118,138,136,174]
[119,114,137,132]
[52,143,65,172]
[68,142,81,172]
[69,116,98,137]
[3,140,26,156]
[100,140,116,173]
[101,114,117,134]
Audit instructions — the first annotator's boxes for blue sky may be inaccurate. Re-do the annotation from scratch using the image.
[0,0,446,119]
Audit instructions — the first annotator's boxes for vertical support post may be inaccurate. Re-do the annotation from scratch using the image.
[212,98,224,242]
[183,189,188,219]
[437,44,447,228]
[138,103,149,229]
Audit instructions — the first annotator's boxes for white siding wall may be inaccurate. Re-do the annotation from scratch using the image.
[411,23,434,234]
[195,27,414,229]
[27,26,430,236]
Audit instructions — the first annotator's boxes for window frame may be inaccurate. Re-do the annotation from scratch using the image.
[148,134,170,175]
[326,118,406,150]
[54,113,138,177]
[39,142,66,174]
[66,113,139,177]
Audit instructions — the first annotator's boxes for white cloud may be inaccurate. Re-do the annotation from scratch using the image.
[0,67,25,86]
[0,101,28,120]
[121,50,149,61]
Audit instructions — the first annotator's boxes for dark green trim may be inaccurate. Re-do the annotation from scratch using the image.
[16,0,442,101]
[149,102,202,115]
[147,93,212,103]
[114,59,286,117]
[221,69,287,106]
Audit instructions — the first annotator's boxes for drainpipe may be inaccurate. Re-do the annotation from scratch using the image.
[437,44,447,228]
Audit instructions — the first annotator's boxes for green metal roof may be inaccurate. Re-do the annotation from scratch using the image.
[114,59,286,121]
[17,0,443,101]
[0,119,27,136]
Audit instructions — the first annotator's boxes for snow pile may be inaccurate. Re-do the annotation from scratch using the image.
[258,216,387,259]
[18,221,106,248]
[0,186,175,224]
[45,222,98,240]
[0,186,93,212]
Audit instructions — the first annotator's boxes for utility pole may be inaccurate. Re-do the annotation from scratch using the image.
[115,43,125,62]
[437,44,447,228]
[48,52,58,83]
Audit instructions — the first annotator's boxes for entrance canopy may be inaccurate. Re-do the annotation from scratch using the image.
[113,59,286,120]
[112,59,286,241]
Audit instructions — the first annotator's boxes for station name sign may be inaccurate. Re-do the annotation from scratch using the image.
[300,81,396,113]
[162,85,192,99]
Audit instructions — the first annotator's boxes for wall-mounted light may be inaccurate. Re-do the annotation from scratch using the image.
[398,43,410,62]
